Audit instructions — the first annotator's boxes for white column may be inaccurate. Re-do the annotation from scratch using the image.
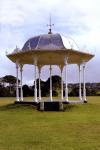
[50,65,53,101]
[38,66,41,101]
[64,57,68,102]
[60,66,63,100]
[20,64,23,101]
[16,61,19,101]
[34,58,38,102]
[78,64,82,101]
[83,63,87,102]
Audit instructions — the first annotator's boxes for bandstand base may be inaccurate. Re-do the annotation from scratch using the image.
[15,100,84,111]
[37,101,65,111]
[15,101,65,111]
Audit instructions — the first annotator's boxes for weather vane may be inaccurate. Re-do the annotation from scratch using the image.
[47,14,54,34]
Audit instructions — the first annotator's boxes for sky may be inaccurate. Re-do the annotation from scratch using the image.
[0,0,100,85]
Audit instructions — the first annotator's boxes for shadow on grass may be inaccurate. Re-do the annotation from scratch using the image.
[0,103,36,111]
[63,104,78,112]
[0,103,78,112]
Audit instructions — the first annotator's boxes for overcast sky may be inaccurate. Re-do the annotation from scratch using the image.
[0,0,100,84]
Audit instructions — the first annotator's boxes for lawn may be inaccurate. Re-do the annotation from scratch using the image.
[0,97,100,150]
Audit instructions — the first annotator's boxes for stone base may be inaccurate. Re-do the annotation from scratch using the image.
[37,101,64,111]
[14,100,86,111]
[84,100,88,103]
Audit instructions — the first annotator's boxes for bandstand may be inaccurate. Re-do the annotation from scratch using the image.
[7,27,94,111]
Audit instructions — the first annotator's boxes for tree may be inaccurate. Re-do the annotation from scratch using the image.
[44,75,63,96]
[23,85,31,97]
[2,75,20,94]
[36,79,46,96]
[3,75,17,85]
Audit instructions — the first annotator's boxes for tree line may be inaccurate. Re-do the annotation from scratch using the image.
[0,75,100,97]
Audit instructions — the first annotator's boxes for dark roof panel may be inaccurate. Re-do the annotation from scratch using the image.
[22,36,40,51]
[22,33,65,51]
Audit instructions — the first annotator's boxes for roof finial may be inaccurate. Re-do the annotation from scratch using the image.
[47,14,54,34]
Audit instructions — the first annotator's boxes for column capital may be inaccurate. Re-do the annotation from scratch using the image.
[16,64,18,69]
[64,56,68,65]
[50,64,52,71]
[77,63,82,66]
[38,65,42,73]
[82,61,86,68]
[16,59,19,64]
[19,64,24,71]
[59,65,64,72]
[16,60,19,69]
[78,64,82,71]
[34,57,37,65]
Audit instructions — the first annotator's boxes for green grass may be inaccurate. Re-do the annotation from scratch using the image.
[0,97,100,150]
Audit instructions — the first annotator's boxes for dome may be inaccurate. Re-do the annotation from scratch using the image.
[7,32,94,66]
[22,33,66,51]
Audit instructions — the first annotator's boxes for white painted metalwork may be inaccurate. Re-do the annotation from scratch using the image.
[60,66,64,100]
[64,57,68,102]
[38,66,41,101]
[34,58,38,102]
[50,65,53,101]
[20,64,23,101]
[7,32,94,104]
[83,62,87,102]
[78,64,82,101]
[16,61,19,101]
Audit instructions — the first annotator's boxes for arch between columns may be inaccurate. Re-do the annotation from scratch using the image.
[15,59,87,103]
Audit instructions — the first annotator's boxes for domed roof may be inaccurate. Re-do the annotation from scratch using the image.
[22,33,66,51]
[7,32,94,65]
